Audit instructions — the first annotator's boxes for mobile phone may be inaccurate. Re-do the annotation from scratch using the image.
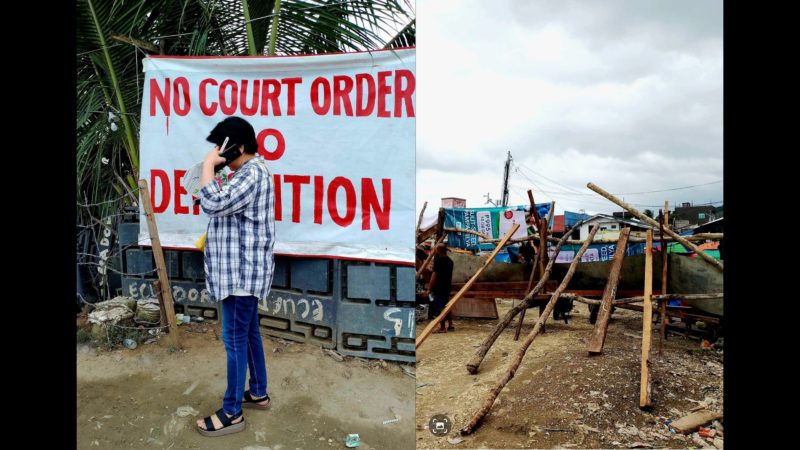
[214,136,240,173]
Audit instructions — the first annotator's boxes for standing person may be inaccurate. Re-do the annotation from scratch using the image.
[195,117,276,437]
[426,243,455,333]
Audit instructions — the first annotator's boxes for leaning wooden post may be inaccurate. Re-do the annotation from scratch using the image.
[460,225,600,435]
[436,207,446,238]
[640,230,654,409]
[465,221,581,374]
[587,227,631,355]
[514,214,552,341]
[587,183,722,272]
[416,224,519,349]
[513,249,539,341]
[658,206,668,354]
[138,180,180,348]
[416,201,428,238]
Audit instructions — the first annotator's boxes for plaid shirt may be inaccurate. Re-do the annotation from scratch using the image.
[199,156,275,301]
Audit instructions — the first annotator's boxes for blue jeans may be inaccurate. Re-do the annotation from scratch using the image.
[221,295,268,415]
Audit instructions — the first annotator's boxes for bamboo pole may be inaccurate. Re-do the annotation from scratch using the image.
[587,228,631,355]
[640,230,654,409]
[444,227,491,240]
[460,225,601,435]
[480,233,723,246]
[416,224,519,349]
[138,180,180,348]
[587,183,722,271]
[464,221,582,375]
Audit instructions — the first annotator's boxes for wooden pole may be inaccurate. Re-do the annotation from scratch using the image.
[527,190,542,225]
[153,279,167,327]
[443,227,491,240]
[480,233,722,246]
[416,201,428,237]
[587,227,631,355]
[416,224,520,349]
[436,207,446,238]
[138,180,180,348]
[513,249,538,341]
[536,217,548,282]
[659,206,668,355]
[587,183,723,272]
[465,221,582,375]
[640,230,654,409]
[514,213,552,341]
[460,225,600,435]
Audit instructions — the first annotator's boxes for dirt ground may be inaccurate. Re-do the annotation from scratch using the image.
[415,300,723,449]
[77,323,415,449]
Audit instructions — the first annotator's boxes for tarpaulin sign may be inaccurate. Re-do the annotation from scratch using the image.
[444,204,551,250]
[138,49,416,264]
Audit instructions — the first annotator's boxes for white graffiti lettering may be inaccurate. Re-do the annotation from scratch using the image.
[298,299,310,319]
[312,299,324,321]
[173,285,186,302]
[383,307,403,336]
[188,288,199,302]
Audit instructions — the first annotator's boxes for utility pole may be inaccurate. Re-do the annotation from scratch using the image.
[501,151,512,207]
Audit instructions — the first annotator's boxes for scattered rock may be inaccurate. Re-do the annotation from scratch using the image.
[324,349,344,362]
[447,437,464,445]
[587,403,600,413]
[175,406,199,417]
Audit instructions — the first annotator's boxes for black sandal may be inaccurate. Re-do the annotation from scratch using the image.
[242,390,271,410]
[196,408,245,437]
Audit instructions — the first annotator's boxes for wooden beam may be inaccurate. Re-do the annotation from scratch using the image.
[443,227,491,240]
[460,225,600,435]
[436,207,445,238]
[587,182,723,272]
[671,410,723,434]
[640,230,653,409]
[153,279,167,327]
[416,201,427,237]
[138,180,180,348]
[659,206,668,354]
[480,233,723,246]
[416,224,520,349]
[527,190,542,225]
[587,227,631,355]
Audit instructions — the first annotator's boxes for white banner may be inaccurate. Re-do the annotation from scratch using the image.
[139,49,415,263]
[499,209,528,240]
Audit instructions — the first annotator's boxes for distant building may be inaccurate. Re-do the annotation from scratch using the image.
[441,197,466,208]
[672,202,716,230]
[578,214,656,241]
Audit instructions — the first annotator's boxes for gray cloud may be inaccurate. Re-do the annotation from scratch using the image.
[416,0,722,215]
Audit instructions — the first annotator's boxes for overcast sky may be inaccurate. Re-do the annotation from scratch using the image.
[415,0,722,221]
